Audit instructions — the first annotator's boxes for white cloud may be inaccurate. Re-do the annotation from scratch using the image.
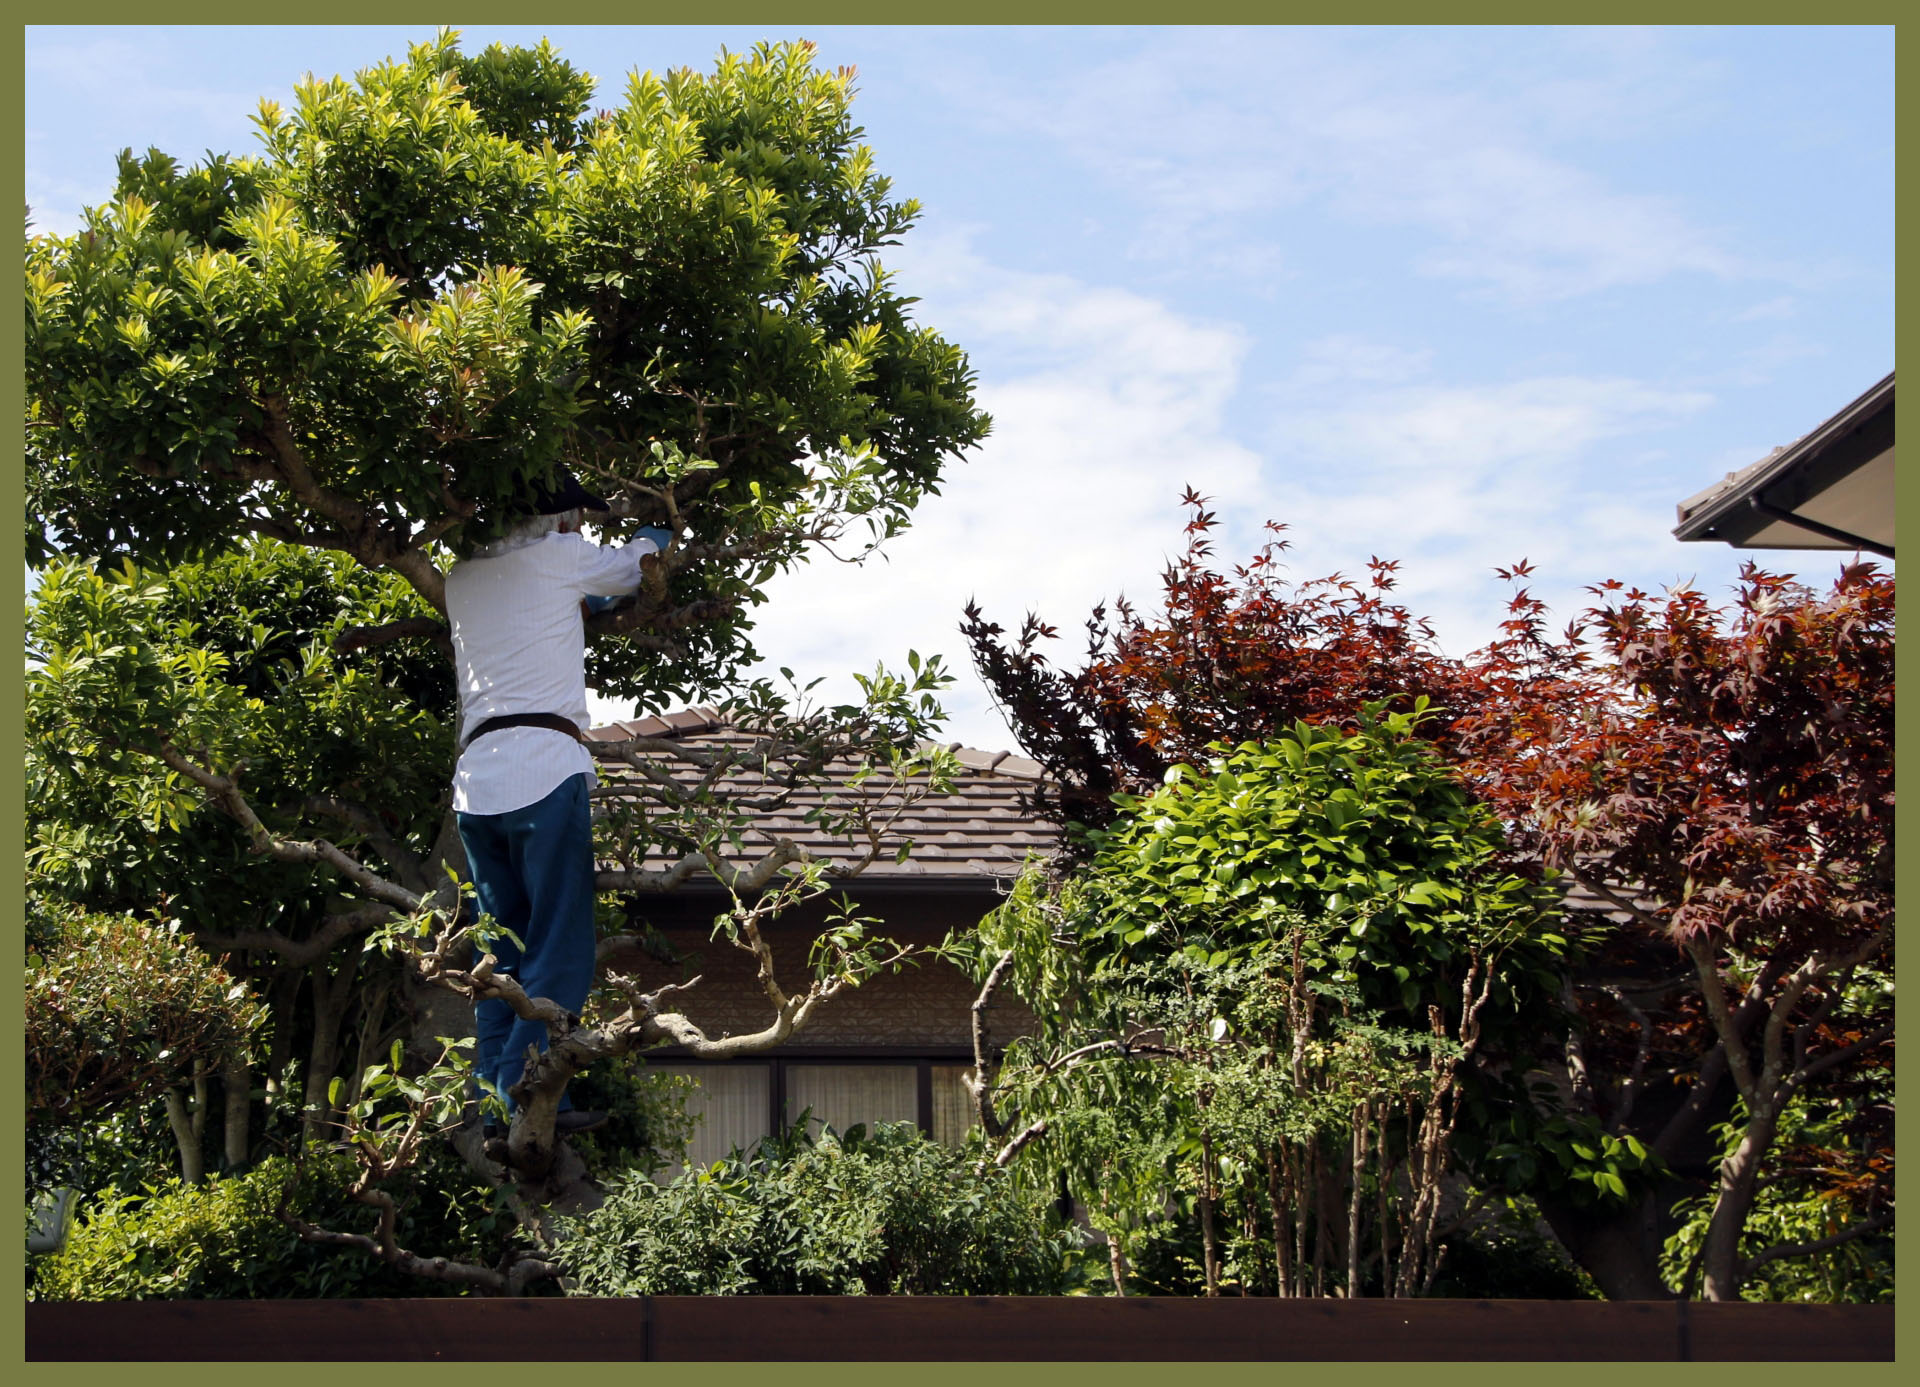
[607,232,1266,750]
[1731,296,1797,323]
[932,28,1758,304]
[1255,365,1722,655]
[24,35,266,235]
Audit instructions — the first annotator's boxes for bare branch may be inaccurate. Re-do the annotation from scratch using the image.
[1739,1212,1893,1278]
[333,617,451,656]
[968,949,1015,1140]
[993,1119,1048,1169]
[282,1203,512,1294]
[298,794,426,885]
[195,902,391,968]
[152,742,423,913]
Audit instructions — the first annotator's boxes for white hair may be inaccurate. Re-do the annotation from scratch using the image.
[472,508,583,559]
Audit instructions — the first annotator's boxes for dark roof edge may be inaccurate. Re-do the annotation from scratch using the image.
[1673,371,1895,543]
[585,710,1047,781]
[622,872,1032,899]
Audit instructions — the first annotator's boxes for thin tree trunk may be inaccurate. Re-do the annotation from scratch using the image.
[1321,1140,1347,1296]
[1240,1193,1257,1296]
[342,978,392,1111]
[1108,1230,1128,1296]
[1700,1093,1786,1301]
[1197,1128,1221,1297]
[162,1088,205,1185]
[1348,1100,1368,1295]
[261,966,303,1100]
[1311,1141,1328,1297]
[190,1062,209,1151]
[1377,1102,1396,1297]
[223,1052,250,1168]
[1265,1145,1292,1298]
[302,949,360,1146]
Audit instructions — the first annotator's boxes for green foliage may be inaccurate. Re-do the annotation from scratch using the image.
[1073,703,1562,1030]
[560,1121,1076,1295]
[26,542,449,921]
[30,1150,512,1300]
[952,705,1581,1295]
[563,1063,700,1179]
[1470,1093,1661,1210]
[25,907,264,1128]
[26,29,988,703]
[1422,1198,1599,1300]
[1661,1096,1894,1303]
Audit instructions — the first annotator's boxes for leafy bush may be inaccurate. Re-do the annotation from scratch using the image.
[560,1121,1077,1295]
[31,1149,513,1300]
[26,908,264,1128]
[1661,1096,1894,1303]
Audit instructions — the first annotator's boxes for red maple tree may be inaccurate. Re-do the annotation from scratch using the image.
[965,494,1894,1300]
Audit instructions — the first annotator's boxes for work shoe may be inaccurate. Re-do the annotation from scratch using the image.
[555,1109,610,1136]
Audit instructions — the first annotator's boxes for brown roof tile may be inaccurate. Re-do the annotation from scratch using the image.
[587,711,1061,883]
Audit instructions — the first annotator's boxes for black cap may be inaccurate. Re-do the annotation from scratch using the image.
[524,466,610,516]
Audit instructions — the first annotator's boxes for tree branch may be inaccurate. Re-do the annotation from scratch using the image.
[333,617,451,656]
[1788,1020,1895,1089]
[195,902,392,968]
[1739,1212,1893,1279]
[152,742,423,913]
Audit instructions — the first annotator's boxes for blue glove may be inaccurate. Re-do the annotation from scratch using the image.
[583,594,622,614]
[636,525,675,552]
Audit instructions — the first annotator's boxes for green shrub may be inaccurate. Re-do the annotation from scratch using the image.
[26,908,264,1128]
[31,1148,513,1300]
[560,1121,1078,1295]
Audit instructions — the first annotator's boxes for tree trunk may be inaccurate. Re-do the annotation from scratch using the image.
[1347,1101,1367,1295]
[1377,1104,1396,1297]
[1108,1231,1128,1296]
[1699,1094,1785,1301]
[261,966,304,1100]
[223,1053,251,1168]
[1535,1189,1669,1300]
[302,950,360,1146]
[162,1088,205,1185]
[1265,1145,1292,1297]
[1197,1130,1221,1297]
[1308,1141,1326,1296]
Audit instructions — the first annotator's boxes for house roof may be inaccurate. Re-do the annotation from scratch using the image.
[1673,372,1894,558]
[585,707,1059,886]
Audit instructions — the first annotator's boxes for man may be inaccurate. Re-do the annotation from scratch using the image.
[445,467,672,1148]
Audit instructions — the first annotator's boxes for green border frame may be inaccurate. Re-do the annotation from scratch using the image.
[9,12,1907,1382]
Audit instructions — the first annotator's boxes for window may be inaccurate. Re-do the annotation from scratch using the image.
[647,1056,984,1177]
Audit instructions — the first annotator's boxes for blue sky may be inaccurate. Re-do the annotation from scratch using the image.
[25,25,1895,750]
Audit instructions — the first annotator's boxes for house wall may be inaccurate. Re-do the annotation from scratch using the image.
[611,888,1037,1051]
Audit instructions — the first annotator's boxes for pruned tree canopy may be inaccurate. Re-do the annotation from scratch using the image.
[26,30,989,703]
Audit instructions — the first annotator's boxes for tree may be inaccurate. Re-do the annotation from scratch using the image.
[1454,560,1895,1301]
[24,30,987,1289]
[966,497,1894,1301]
[953,710,1571,1297]
[27,906,265,1188]
[961,490,1474,838]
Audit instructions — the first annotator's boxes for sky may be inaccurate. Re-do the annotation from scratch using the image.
[23,25,1896,751]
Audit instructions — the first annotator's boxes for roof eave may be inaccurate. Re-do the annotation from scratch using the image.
[1673,372,1895,557]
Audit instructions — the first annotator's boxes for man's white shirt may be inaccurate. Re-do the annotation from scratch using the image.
[445,529,659,816]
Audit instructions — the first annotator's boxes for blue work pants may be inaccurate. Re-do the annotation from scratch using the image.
[456,773,597,1113]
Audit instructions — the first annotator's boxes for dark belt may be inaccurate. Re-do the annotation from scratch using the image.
[462,713,587,752]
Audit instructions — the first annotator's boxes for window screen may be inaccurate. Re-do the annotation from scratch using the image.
[931,1064,980,1148]
[784,1063,917,1139]
[650,1061,771,1175]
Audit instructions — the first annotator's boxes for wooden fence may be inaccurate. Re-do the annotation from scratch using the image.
[26,1297,1894,1361]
